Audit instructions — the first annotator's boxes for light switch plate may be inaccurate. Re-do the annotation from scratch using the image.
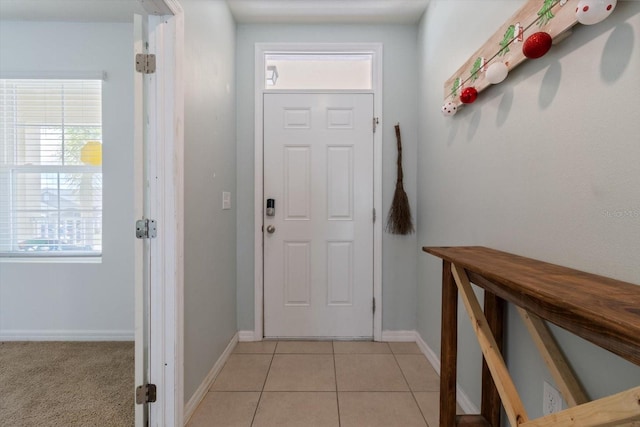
[222,191,231,210]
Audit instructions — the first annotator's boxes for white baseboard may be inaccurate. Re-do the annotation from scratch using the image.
[414,332,441,374]
[414,332,479,415]
[380,330,416,342]
[183,332,238,425]
[238,330,258,342]
[0,329,134,341]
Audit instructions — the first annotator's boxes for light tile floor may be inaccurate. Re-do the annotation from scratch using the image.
[187,341,461,427]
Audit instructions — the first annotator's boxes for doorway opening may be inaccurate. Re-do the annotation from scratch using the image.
[253,43,383,342]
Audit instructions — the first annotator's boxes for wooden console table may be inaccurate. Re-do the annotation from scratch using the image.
[423,246,640,427]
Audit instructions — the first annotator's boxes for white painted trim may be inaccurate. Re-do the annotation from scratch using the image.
[414,332,440,371]
[253,44,265,342]
[414,332,480,415]
[146,16,179,426]
[183,332,239,426]
[141,0,174,15]
[0,256,101,264]
[263,89,374,94]
[381,330,417,342]
[147,16,163,427]
[0,70,106,80]
[169,4,185,427]
[254,42,383,342]
[133,14,146,427]
[147,4,185,427]
[371,44,383,343]
[0,330,134,341]
[238,330,258,342]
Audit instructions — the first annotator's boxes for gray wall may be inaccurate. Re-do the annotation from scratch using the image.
[0,21,134,339]
[182,0,238,403]
[236,24,420,333]
[416,0,640,419]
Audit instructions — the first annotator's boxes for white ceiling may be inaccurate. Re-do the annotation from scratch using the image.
[0,0,429,24]
[227,0,430,24]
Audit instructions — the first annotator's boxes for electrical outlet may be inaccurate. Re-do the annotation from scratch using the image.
[543,381,563,415]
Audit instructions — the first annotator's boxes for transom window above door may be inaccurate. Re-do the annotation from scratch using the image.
[264,53,373,90]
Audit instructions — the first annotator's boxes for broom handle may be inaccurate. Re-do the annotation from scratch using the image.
[395,124,403,183]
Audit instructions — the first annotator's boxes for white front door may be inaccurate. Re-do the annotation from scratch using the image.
[263,93,374,338]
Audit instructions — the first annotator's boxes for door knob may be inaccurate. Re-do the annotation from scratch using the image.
[266,225,276,234]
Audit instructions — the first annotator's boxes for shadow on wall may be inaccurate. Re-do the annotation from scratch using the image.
[467,108,482,142]
[539,60,561,110]
[496,86,514,127]
[445,116,460,146]
[601,22,634,84]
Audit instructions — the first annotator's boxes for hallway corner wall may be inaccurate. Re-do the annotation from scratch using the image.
[182,0,238,403]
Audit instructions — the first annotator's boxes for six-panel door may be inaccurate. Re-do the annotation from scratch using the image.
[263,93,374,338]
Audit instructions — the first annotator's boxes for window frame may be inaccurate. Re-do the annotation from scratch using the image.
[0,77,104,258]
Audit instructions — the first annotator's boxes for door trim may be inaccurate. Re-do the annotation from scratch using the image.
[253,43,383,341]
[137,1,185,426]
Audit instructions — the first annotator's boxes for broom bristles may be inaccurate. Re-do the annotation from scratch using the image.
[386,182,414,235]
[386,123,414,235]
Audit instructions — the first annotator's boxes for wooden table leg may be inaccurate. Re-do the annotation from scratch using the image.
[481,291,505,427]
[441,261,458,427]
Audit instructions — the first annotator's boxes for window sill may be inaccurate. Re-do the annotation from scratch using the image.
[0,256,102,264]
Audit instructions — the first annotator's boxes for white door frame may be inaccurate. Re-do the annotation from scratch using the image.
[253,43,383,342]
[136,1,184,426]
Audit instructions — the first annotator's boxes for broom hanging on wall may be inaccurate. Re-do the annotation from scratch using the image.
[386,123,414,235]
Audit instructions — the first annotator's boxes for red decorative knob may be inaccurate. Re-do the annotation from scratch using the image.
[523,32,553,59]
[460,87,478,104]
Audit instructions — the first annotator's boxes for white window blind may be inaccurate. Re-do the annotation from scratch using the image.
[0,79,102,257]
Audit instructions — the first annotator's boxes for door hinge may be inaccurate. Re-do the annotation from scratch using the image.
[136,219,157,239]
[373,297,376,314]
[135,53,156,74]
[136,383,157,404]
[372,117,379,133]
[373,208,376,223]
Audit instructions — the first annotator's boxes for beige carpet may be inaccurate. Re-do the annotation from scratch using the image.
[0,341,134,427]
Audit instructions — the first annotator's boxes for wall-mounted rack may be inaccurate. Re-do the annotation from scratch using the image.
[442,0,616,113]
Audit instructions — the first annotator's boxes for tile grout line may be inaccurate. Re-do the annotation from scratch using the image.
[239,341,435,426]
[332,341,342,427]
[391,350,431,427]
[249,346,276,427]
